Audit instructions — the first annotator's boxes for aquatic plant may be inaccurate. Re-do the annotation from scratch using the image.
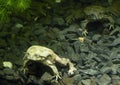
[0,0,59,23]
[0,0,31,22]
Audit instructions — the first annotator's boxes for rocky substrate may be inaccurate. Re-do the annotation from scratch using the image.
[0,22,120,85]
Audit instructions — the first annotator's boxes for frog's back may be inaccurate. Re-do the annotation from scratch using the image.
[26,45,53,58]
[27,45,52,52]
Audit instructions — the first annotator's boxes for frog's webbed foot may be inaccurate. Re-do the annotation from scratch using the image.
[52,73,62,81]
[103,22,115,32]
[80,20,89,36]
[104,15,115,30]
[82,29,88,36]
[68,67,77,75]
[110,26,120,35]
[108,23,114,30]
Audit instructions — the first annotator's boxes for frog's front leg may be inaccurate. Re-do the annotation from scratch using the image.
[53,53,77,75]
[104,15,115,30]
[82,29,88,36]
[22,60,29,74]
[60,58,77,75]
[110,25,120,35]
[80,19,89,36]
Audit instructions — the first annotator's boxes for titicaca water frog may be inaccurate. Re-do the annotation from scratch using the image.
[23,45,77,80]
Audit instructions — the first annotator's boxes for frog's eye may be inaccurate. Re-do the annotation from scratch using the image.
[34,54,40,58]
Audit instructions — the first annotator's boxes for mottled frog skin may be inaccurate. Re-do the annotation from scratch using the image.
[81,5,114,35]
[84,5,106,20]
[23,45,77,80]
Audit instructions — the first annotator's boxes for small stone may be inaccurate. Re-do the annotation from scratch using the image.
[5,75,14,80]
[3,61,13,69]
[81,79,91,85]
[113,80,120,85]
[41,72,53,81]
[27,75,39,84]
[80,69,98,75]
[111,75,120,85]
[92,34,101,41]
[15,23,23,28]
[111,64,119,74]
[90,76,97,85]
[73,74,82,85]
[77,81,82,85]
[62,77,74,85]
[80,44,89,52]
[111,75,120,80]
[112,38,120,46]
[3,68,15,75]
[97,74,111,85]
[100,66,112,74]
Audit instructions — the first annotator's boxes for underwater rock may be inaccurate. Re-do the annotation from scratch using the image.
[14,23,23,28]
[111,37,120,46]
[111,75,120,85]
[97,74,111,85]
[3,61,13,69]
[40,72,53,81]
[65,34,77,40]
[79,43,89,52]
[81,79,91,85]
[110,49,118,59]
[90,76,97,85]
[80,69,99,76]
[112,59,120,64]
[100,66,112,74]
[73,74,82,85]
[62,77,74,85]
[3,68,15,75]
[26,75,41,85]
[92,34,101,42]
[52,17,65,26]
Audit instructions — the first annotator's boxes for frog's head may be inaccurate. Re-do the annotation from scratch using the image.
[84,5,105,20]
[24,53,47,61]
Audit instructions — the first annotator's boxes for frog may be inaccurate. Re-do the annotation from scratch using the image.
[23,45,77,80]
[80,5,115,35]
